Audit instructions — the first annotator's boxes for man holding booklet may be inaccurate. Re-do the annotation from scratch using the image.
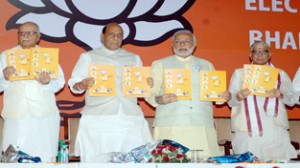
[145,30,231,159]
[227,40,297,161]
[68,22,153,162]
[0,22,65,162]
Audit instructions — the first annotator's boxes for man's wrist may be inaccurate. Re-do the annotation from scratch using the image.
[155,96,160,105]
[279,93,284,99]
[4,74,11,81]
[74,82,84,91]
[236,94,242,101]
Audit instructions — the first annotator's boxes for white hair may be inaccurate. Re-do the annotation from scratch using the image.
[172,30,196,45]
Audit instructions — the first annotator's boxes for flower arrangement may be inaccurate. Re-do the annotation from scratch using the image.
[149,141,190,163]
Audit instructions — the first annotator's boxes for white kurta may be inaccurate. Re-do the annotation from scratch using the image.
[0,45,65,162]
[146,55,222,158]
[68,46,152,162]
[2,114,60,162]
[75,109,152,162]
[228,68,297,161]
[292,67,300,105]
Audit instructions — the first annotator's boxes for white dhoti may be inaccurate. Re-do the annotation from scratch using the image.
[2,114,60,162]
[75,114,152,162]
[153,126,222,159]
[232,124,297,161]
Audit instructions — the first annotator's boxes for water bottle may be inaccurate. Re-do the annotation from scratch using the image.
[58,140,69,163]
[61,146,69,163]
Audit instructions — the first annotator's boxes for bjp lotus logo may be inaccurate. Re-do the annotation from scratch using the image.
[7,0,195,50]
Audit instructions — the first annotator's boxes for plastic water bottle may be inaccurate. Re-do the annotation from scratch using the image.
[61,146,69,163]
[58,140,69,163]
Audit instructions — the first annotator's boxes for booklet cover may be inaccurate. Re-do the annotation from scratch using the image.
[242,64,279,97]
[123,66,150,97]
[6,49,31,80]
[164,68,191,100]
[200,70,227,101]
[31,48,59,78]
[88,65,116,97]
[6,48,59,80]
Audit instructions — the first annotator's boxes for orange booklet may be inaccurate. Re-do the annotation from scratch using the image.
[88,65,116,97]
[243,64,279,97]
[200,70,227,101]
[164,68,191,100]
[123,66,150,97]
[30,48,59,79]
[6,49,31,80]
[6,48,59,80]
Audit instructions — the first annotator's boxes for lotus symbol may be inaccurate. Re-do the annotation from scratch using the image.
[7,0,195,50]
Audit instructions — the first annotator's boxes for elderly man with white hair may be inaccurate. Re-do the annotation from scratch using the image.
[228,40,297,161]
[0,21,65,162]
[146,30,231,159]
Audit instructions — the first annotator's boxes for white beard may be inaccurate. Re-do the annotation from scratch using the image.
[173,46,194,58]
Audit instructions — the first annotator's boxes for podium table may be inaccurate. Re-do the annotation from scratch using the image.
[0,162,300,168]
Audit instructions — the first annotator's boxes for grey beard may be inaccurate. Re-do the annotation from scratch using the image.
[173,47,194,57]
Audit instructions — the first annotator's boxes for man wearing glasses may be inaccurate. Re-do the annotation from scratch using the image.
[228,40,297,161]
[0,22,65,162]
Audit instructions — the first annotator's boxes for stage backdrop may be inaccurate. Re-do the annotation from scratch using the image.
[0,0,300,122]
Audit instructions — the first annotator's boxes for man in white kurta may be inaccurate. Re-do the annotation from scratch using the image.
[228,41,297,161]
[68,23,152,162]
[0,22,65,162]
[292,67,300,104]
[146,30,231,159]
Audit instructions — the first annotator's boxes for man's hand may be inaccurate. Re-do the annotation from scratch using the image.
[3,66,15,80]
[73,77,95,91]
[268,88,283,99]
[147,77,154,88]
[220,91,232,102]
[37,71,50,85]
[236,89,251,101]
[155,93,177,105]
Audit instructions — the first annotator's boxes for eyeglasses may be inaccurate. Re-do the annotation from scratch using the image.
[174,39,193,45]
[252,50,269,55]
[17,31,38,36]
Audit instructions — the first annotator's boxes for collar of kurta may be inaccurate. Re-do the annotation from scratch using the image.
[174,55,192,63]
[18,45,40,49]
[102,46,121,55]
